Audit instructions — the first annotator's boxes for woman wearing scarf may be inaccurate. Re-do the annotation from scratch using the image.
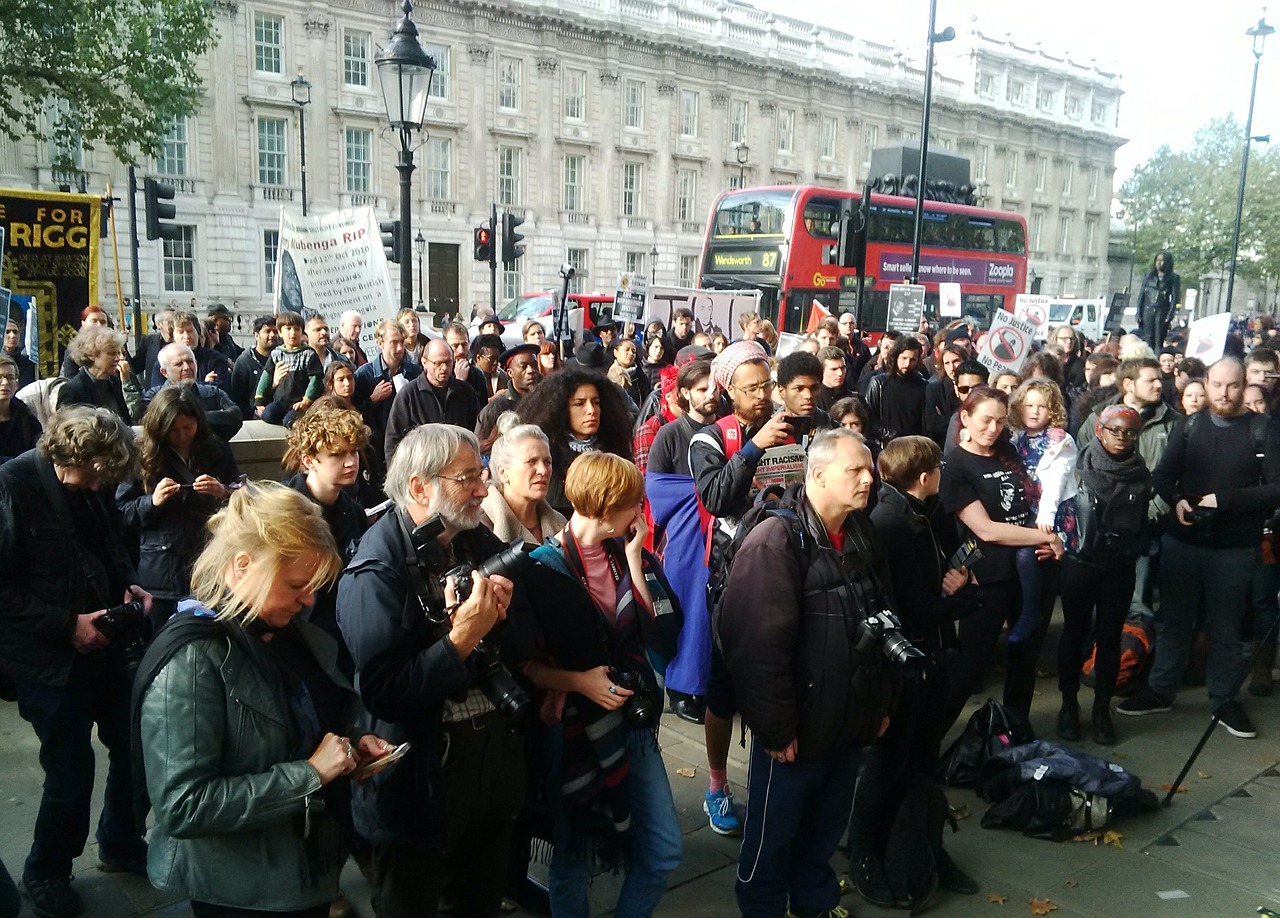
[1056,405,1152,745]
[516,452,683,918]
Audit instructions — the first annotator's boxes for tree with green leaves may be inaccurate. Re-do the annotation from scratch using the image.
[0,0,215,166]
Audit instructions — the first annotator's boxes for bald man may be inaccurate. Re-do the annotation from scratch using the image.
[383,338,481,460]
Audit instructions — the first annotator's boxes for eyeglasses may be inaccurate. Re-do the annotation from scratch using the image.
[956,385,973,395]
[732,380,774,396]
[0,374,17,384]
[1101,426,1139,440]
[438,470,485,488]
[424,358,453,367]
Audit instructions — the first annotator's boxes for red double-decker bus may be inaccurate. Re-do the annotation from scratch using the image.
[699,185,1028,336]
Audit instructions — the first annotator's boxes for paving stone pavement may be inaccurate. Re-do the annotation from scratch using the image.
[2,635,1278,918]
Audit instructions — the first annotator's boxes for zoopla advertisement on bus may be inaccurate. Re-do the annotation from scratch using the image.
[878,253,1018,287]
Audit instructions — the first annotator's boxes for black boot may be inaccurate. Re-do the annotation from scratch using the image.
[1056,697,1080,742]
[852,856,900,908]
[935,848,978,895]
[1091,701,1116,745]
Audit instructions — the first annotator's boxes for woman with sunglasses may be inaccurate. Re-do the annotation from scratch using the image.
[1056,405,1150,745]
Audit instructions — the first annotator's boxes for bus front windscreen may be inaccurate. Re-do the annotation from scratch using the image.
[711,190,794,238]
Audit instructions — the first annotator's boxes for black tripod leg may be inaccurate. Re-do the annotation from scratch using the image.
[1162,610,1280,807]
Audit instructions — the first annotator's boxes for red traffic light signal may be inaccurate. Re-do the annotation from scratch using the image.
[473,224,494,262]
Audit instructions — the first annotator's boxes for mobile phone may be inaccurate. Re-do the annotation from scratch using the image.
[787,414,814,441]
[349,742,411,779]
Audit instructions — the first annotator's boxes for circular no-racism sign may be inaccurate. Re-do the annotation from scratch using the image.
[991,326,1026,364]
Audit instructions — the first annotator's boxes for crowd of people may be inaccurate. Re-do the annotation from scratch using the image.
[1,296,1279,918]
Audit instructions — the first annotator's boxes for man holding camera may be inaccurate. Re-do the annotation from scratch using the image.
[718,428,901,918]
[1119,358,1280,737]
[337,424,528,918]
[0,406,152,918]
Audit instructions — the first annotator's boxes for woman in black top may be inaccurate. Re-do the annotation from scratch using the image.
[938,387,1062,728]
[0,354,41,465]
[59,325,136,423]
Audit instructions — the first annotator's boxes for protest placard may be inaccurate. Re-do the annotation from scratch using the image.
[976,308,1038,378]
[614,272,649,323]
[939,282,962,318]
[887,283,925,334]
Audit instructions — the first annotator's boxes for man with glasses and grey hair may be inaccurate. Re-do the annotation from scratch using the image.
[385,338,481,461]
[337,423,530,918]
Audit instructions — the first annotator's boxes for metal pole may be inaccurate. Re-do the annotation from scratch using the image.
[397,144,414,313]
[128,166,143,351]
[1226,51,1262,313]
[417,246,424,308]
[299,103,308,216]
[489,202,498,316]
[1128,218,1137,296]
[909,0,939,286]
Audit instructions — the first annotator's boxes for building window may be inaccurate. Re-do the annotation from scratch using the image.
[974,145,988,182]
[254,12,283,75]
[1031,211,1044,250]
[730,100,748,145]
[1085,217,1098,256]
[563,68,587,120]
[1088,166,1100,200]
[624,79,645,129]
[862,125,879,168]
[820,116,837,160]
[1058,215,1072,255]
[625,251,646,276]
[679,253,698,287]
[676,168,698,222]
[777,108,795,154]
[425,137,451,200]
[163,226,195,293]
[498,57,521,111]
[343,31,369,87]
[978,72,997,97]
[1083,277,1095,297]
[621,162,642,217]
[1036,89,1056,112]
[263,229,279,294]
[503,269,521,300]
[1061,162,1074,196]
[1065,95,1082,118]
[344,128,372,193]
[498,146,522,206]
[1091,101,1109,126]
[157,119,188,177]
[680,90,699,138]
[566,247,589,294]
[1007,79,1026,105]
[563,154,584,211]
[256,116,286,186]
[425,44,450,100]
[1005,150,1019,188]
[1034,157,1047,192]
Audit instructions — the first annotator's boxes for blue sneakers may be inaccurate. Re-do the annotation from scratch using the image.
[704,784,743,836]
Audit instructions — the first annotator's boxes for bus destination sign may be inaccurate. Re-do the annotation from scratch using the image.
[706,247,782,274]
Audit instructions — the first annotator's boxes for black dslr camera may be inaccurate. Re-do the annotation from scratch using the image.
[854,609,927,670]
[610,668,661,729]
[94,600,148,678]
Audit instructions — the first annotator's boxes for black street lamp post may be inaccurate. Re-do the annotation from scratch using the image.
[735,142,750,188]
[908,0,954,286]
[290,72,312,216]
[1226,14,1273,313]
[649,244,658,285]
[376,0,436,314]
[414,230,426,311]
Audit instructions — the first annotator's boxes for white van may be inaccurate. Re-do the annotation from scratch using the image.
[1041,298,1107,342]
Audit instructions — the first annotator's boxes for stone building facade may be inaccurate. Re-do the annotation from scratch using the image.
[0,0,1125,320]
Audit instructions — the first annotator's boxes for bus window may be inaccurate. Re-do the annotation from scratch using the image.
[802,198,841,240]
[996,221,1026,255]
[712,189,793,238]
[966,218,997,252]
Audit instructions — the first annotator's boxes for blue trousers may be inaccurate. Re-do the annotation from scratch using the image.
[736,738,860,918]
[548,728,683,918]
[13,653,144,882]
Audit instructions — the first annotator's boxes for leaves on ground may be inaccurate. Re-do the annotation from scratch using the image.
[987,893,1007,904]
[951,803,971,820]
[1160,782,1188,793]
[1029,898,1059,915]
[1197,771,1212,779]
[1064,879,1078,888]
[1072,831,1102,844]
[1103,830,1123,848]
[675,767,697,778]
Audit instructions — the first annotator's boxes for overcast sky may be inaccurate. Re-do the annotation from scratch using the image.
[752,0,1278,190]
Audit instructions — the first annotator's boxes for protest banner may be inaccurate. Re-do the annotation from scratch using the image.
[1014,294,1052,338]
[976,308,1037,378]
[614,271,649,323]
[886,283,925,334]
[939,282,962,318]
[273,206,395,358]
[1184,311,1232,364]
[644,285,761,337]
[0,189,101,377]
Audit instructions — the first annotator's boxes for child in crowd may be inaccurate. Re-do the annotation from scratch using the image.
[254,311,323,426]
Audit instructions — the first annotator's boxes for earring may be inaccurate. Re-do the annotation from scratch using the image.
[959,429,971,443]
[603,524,616,534]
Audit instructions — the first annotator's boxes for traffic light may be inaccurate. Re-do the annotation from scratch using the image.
[143,178,180,241]
[831,195,869,272]
[501,211,525,265]
[473,223,494,263]
[380,220,402,264]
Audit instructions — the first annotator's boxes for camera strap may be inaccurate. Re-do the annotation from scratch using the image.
[394,509,450,631]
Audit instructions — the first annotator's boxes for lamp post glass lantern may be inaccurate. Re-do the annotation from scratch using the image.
[290,72,312,216]
[1226,14,1273,313]
[735,142,750,189]
[649,244,658,285]
[376,0,437,313]
[414,230,426,310]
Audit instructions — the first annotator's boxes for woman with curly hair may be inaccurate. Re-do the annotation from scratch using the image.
[516,366,634,516]
[59,324,138,423]
[116,386,240,628]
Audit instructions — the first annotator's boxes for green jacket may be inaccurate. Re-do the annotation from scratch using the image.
[140,618,359,911]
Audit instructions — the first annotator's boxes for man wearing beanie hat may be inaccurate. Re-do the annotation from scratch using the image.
[684,339,795,836]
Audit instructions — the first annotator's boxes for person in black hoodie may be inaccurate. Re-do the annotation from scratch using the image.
[1056,405,1151,746]
[0,354,41,465]
[849,435,975,908]
[865,336,927,439]
[1051,325,1087,393]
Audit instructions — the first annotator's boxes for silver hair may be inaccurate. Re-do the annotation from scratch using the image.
[489,412,550,487]
[68,325,125,366]
[340,310,362,325]
[384,423,480,511]
[158,342,196,372]
[804,426,867,478]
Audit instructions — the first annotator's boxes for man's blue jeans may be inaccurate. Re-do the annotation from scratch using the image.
[547,727,683,918]
[13,653,143,882]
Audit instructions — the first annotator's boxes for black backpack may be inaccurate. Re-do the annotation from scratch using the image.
[936,699,1035,788]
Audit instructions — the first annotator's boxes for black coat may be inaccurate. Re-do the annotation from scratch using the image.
[0,450,140,685]
[229,347,270,417]
[384,375,480,461]
[59,367,132,423]
[116,439,240,600]
[0,397,42,465]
